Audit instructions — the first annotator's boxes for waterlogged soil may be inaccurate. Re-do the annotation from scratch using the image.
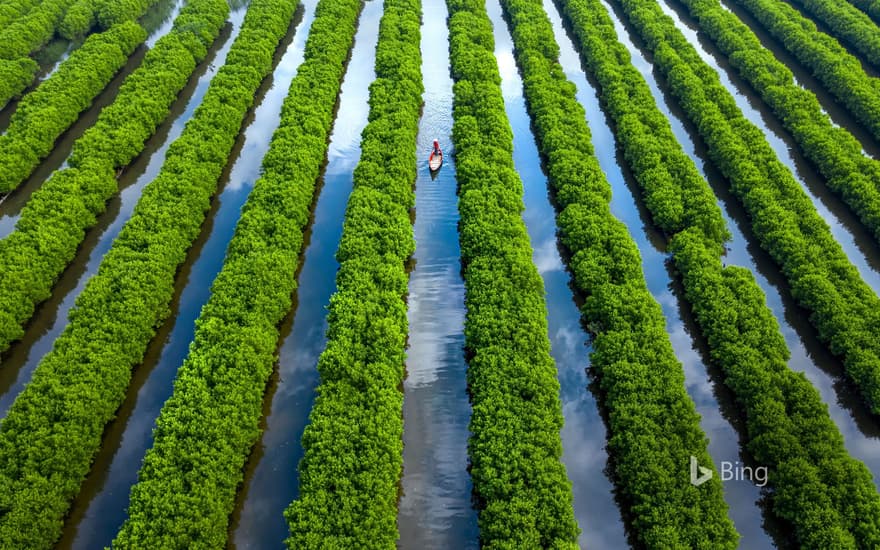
[0,9,246,417]
[55,4,309,548]
[397,0,479,548]
[228,2,383,547]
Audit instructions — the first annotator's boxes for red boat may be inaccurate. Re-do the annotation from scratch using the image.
[429,138,443,171]
[428,150,443,171]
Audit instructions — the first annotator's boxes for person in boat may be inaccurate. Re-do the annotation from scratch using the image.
[431,139,442,157]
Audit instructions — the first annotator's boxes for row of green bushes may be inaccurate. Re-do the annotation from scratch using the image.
[499,0,738,546]
[845,0,880,24]
[0,0,310,547]
[0,57,38,109]
[0,0,228,355]
[113,0,365,547]
[612,0,880,418]
[673,0,880,246]
[61,0,163,39]
[728,0,880,143]
[285,0,421,546]
[0,0,41,28]
[446,0,581,546]
[556,0,880,545]
[0,0,77,59]
[785,0,880,69]
[0,21,146,193]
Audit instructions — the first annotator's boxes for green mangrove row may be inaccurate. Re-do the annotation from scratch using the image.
[285,0,421,546]
[608,0,880,412]
[0,0,296,546]
[0,21,146,193]
[446,0,580,546]
[845,0,880,24]
[113,0,365,547]
[672,0,880,244]
[728,0,880,143]
[555,0,880,545]
[500,0,738,546]
[0,57,38,109]
[0,0,228,354]
[0,0,77,59]
[61,0,163,39]
[784,0,880,69]
[0,0,41,28]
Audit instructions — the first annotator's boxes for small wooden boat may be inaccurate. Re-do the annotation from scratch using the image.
[428,151,443,171]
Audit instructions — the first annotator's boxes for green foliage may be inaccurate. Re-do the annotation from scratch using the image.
[587,0,880,544]
[445,0,587,547]
[0,0,235,548]
[844,0,880,24]
[0,0,43,30]
[112,0,364,546]
[59,0,100,39]
[98,0,162,29]
[675,0,880,247]
[0,0,79,59]
[729,0,880,143]
[284,1,420,547]
[0,22,146,194]
[785,0,880,70]
[0,57,38,108]
[499,0,739,546]
[0,0,228,355]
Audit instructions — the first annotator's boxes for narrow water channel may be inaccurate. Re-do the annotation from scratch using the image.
[585,0,880,532]
[0,7,246,416]
[0,0,186,237]
[228,2,382,547]
[54,5,310,549]
[650,0,880,295]
[397,0,478,548]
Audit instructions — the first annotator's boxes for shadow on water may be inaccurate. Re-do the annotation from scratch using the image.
[55,4,307,548]
[0,12,242,416]
[228,2,383,548]
[397,0,479,548]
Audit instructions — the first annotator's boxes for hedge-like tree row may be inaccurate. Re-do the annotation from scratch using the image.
[61,0,163,39]
[0,21,146,194]
[498,0,738,546]
[608,0,880,412]
[0,0,43,30]
[844,0,880,24]
[784,0,880,70]
[0,0,229,355]
[284,1,420,546]
[112,0,365,547]
[671,0,880,245]
[555,0,880,545]
[0,57,38,109]
[0,0,78,60]
[445,0,581,546]
[728,0,880,143]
